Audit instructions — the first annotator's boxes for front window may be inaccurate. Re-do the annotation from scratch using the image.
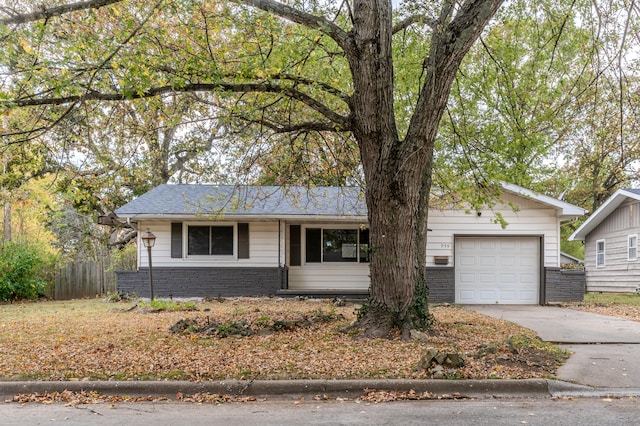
[596,240,605,267]
[305,227,369,263]
[323,229,357,262]
[629,235,638,261]
[188,225,234,255]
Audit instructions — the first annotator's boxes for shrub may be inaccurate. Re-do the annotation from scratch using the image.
[0,242,50,302]
[109,243,137,271]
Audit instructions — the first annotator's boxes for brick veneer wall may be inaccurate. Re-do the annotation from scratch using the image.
[116,266,584,303]
[425,267,585,304]
[116,267,281,298]
[426,267,455,303]
[544,267,585,303]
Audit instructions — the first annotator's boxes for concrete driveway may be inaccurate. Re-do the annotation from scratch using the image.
[468,305,640,388]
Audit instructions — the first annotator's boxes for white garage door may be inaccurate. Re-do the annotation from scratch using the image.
[455,237,540,304]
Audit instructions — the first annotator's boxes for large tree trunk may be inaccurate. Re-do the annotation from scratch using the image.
[360,165,433,337]
[347,0,504,337]
[347,0,429,337]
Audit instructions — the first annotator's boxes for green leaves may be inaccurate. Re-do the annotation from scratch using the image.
[0,242,50,301]
[435,1,597,195]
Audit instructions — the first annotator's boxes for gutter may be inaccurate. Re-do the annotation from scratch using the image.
[115,214,369,223]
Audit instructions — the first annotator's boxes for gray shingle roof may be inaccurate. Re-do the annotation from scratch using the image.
[115,185,367,218]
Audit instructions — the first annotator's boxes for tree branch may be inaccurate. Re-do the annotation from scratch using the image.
[234,113,345,133]
[155,65,352,105]
[0,0,124,25]
[230,0,354,55]
[392,14,436,34]
[406,0,504,145]
[5,81,350,128]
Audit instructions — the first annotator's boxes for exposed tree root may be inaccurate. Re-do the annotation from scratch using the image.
[350,302,433,340]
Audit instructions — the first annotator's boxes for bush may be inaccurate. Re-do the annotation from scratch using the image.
[109,243,137,271]
[0,242,50,302]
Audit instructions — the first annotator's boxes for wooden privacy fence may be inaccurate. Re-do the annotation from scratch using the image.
[52,260,116,300]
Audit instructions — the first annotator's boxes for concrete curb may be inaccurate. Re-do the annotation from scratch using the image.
[4,379,635,401]
[546,380,640,398]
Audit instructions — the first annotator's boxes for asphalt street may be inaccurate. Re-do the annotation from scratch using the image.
[3,398,640,426]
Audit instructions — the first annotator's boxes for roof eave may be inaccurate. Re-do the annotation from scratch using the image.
[559,212,586,220]
[115,213,368,223]
[500,182,587,217]
[569,189,640,241]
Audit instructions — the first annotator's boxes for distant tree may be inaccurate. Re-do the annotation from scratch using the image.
[49,94,229,216]
[438,2,597,192]
[1,109,53,242]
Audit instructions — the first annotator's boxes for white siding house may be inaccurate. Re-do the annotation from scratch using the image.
[115,183,585,304]
[570,189,640,293]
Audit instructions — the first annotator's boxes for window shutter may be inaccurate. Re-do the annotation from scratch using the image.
[171,222,183,258]
[305,228,321,263]
[238,223,250,259]
[290,225,301,266]
[359,228,370,262]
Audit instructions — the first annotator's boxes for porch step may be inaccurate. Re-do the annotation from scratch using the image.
[276,289,368,301]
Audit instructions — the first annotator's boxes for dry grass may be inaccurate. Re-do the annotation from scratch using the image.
[565,292,640,321]
[0,298,566,382]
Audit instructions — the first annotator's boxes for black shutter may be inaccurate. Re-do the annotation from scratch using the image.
[238,223,250,259]
[359,228,370,262]
[290,225,301,266]
[171,222,183,258]
[305,228,321,263]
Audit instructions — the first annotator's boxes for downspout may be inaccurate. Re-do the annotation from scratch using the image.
[278,220,282,289]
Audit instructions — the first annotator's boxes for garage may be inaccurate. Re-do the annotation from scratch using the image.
[455,236,540,304]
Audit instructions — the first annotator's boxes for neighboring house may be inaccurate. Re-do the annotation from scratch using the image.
[114,182,586,304]
[560,252,584,269]
[570,189,640,293]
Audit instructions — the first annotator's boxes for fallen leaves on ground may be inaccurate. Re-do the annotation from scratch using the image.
[9,390,166,405]
[0,298,565,384]
[359,389,466,403]
[565,303,640,321]
[7,390,256,405]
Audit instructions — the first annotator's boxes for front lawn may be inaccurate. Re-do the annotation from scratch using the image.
[583,292,640,306]
[0,298,566,381]
[566,292,640,320]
